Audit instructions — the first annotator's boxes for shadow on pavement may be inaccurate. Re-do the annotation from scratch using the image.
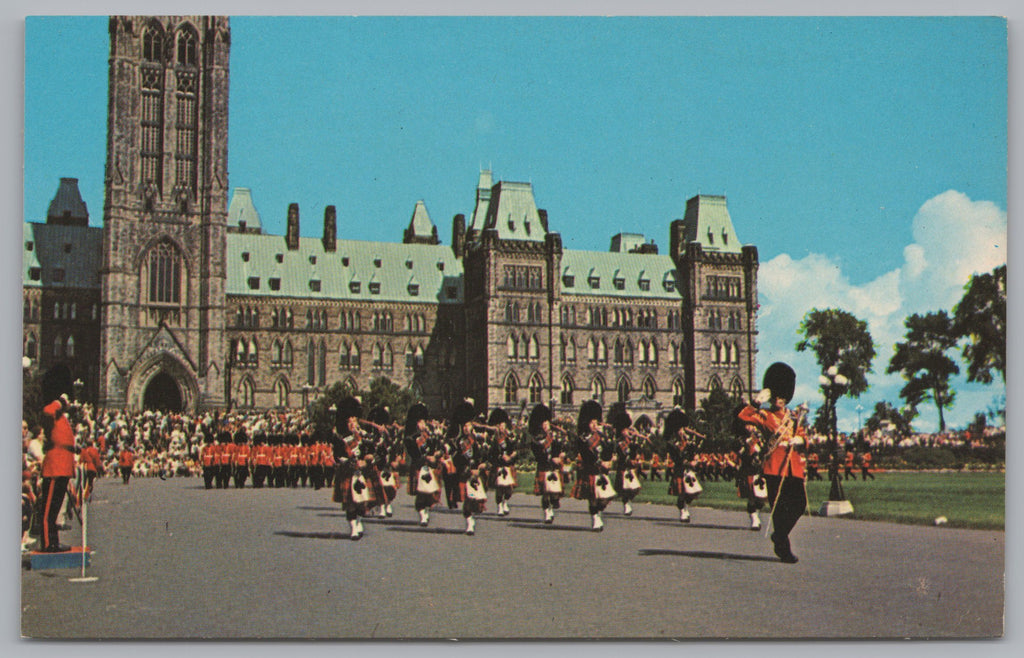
[508,522,599,533]
[638,548,778,563]
[274,530,352,541]
[386,526,472,535]
[650,520,748,532]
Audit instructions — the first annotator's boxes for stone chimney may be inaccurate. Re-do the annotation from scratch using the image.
[322,205,337,252]
[452,214,466,258]
[286,203,300,250]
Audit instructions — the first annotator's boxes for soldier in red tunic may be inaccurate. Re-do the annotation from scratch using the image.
[118,444,136,485]
[737,362,808,564]
[38,396,78,552]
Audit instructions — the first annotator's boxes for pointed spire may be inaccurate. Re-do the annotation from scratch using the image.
[403,200,440,245]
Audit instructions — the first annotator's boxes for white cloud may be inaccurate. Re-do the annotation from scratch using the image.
[755,190,1006,431]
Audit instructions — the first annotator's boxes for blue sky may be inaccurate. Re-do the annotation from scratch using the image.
[22,15,1007,432]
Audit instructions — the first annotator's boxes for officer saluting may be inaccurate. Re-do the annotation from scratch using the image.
[737,362,809,564]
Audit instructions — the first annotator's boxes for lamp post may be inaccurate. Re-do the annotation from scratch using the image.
[817,366,854,515]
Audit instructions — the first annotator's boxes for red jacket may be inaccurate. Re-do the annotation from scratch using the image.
[737,405,806,479]
[118,449,135,468]
[79,445,104,474]
[42,400,76,478]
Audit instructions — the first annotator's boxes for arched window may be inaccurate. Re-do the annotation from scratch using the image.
[384,343,393,368]
[272,339,282,365]
[642,376,656,400]
[372,343,383,368]
[560,375,575,406]
[598,339,607,363]
[591,376,606,404]
[25,332,37,360]
[669,341,678,365]
[240,378,255,409]
[53,334,62,358]
[638,340,647,364]
[614,338,623,365]
[405,344,415,368]
[176,26,197,66]
[625,339,633,366]
[146,241,183,306]
[617,377,630,404]
[283,340,293,365]
[504,373,519,404]
[339,342,350,368]
[143,24,164,63]
[528,335,539,361]
[712,340,721,364]
[507,335,517,360]
[587,338,596,364]
[318,340,327,386]
[529,373,544,404]
[247,338,257,366]
[234,338,245,364]
[560,335,567,363]
[275,378,289,408]
[731,378,744,400]
[672,378,685,407]
[307,340,316,385]
[351,343,361,368]
[414,344,425,367]
[567,337,576,363]
[708,376,723,393]
[649,338,658,366]
[520,335,529,361]
[66,335,75,358]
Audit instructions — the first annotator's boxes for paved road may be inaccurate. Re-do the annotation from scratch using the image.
[20,475,1004,639]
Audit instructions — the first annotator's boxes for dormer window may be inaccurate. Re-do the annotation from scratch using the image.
[29,267,41,281]
[613,276,625,291]
[639,278,650,291]
[524,221,531,235]
[269,278,281,291]
[247,276,260,290]
[406,259,414,269]
[349,281,361,294]
[436,261,445,271]
[373,258,382,268]
[722,230,729,245]
[241,252,250,262]
[588,276,600,289]
[369,282,381,294]
[707,229,715,245]
[562,275,575,288]
[275,253,284,264]
[342,257,350,267]
[309,255,317,265]
[408,283,420,296]
[239,220,247,231]
[25,241,34,252]
[309,279,321,292]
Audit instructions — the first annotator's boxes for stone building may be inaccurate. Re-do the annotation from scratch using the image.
[22,15,759,418]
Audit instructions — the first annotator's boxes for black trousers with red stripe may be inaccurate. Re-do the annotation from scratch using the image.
[38,476,70,550]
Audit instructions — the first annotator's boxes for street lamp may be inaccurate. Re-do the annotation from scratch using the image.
[818,366,854,514]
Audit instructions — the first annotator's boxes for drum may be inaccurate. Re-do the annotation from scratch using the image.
[416,465,439,494]
[682,470,703,496]
[621,469,641,491]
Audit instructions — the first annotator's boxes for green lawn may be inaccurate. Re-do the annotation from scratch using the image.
[513,470,1004,530]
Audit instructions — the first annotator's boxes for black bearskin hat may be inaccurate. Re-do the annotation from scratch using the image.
[527,404,552,436]
[577,399,604,436]
[448,398,477,437]
[404,402,429,437]
[488,408,511,429]
[606,402,632,434]
[662,408,689,442]
[335,396,363,436]
[762,362,796,404]
[368,406,392,426]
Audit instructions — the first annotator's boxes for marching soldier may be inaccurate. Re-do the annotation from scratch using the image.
[609,403,643,517]
[403,402,443,527]
[232,427,251,489]
[448,399,488,535]
[664,408,701,523]
[487,408,518,517]
[200,434,218,489]
[571,400,615,532]
[529,404,566,524]
[118,443,136,485]
[331,397,375,540]
[737,362,809,564]
[733,410,768,531]
[860,448,875,480]
[805,448,823,481]
[215,427,234,489]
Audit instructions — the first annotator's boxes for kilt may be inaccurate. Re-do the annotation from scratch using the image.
[459,479,488,514]
[668,475,685,496]
[407,465,442,504]
[332,465,385,508]
[491,465,517,489]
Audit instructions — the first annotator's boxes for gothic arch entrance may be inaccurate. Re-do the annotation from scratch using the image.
[143,371,183,412]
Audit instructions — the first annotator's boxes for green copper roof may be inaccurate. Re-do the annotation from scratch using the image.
[227,188,263,232]
[481,181,546,242]
[226,232,464,304]
[681,195,742,254]
[468,170,492,232]
[560,250,680,300]
[407,200,436,238]
[23,222,102,288]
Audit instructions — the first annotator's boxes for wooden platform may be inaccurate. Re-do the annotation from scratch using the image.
[25,546,92,571]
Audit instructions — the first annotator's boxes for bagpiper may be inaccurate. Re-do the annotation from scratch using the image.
[367,406,399,517]
[403,402,443,527]
[571,400,616,531]
[486,408,518,517]
[331,396,378,541]
[446,399,488,535]
[529,403,565,524]
[737,362,809,564]
[664,408,701,523]
[733,407,768,530]
[609,403,643,516]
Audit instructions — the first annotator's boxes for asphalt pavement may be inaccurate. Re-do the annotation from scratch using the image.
[20,475,1004,639]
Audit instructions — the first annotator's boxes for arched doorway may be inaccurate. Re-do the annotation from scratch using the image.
[42,364,73,404]
[143,371,183,412]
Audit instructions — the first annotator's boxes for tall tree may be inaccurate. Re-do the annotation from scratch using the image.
[886,311,959,432]
[953,264,1006,384]
[796,308,876,396]
[697,387,742,451]
[864,401,915,440]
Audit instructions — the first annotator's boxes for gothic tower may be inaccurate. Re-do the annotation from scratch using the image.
[99,16,230,411]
